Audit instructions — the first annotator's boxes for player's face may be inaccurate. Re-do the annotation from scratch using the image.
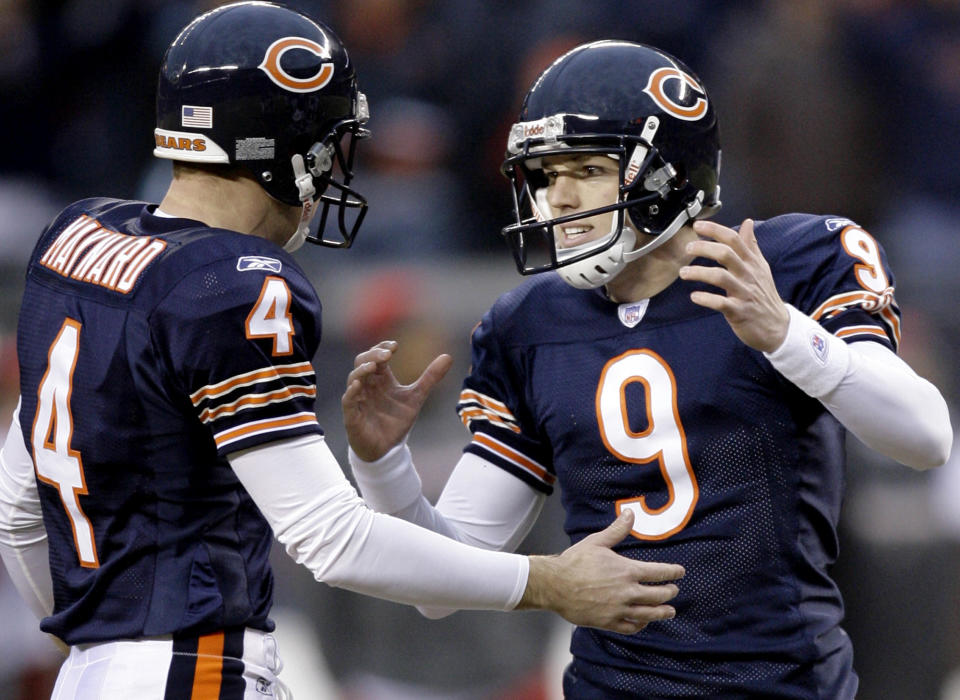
[541,154,620,249]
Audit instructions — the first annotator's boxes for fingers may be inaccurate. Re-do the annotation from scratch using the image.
[412,354,453,397]
[629,581,680,605]
[581,509,635,548]
[347,340,404,390]
[611,602,679,635]
[602,579,681,635]
[678,262,743,295]
[738,218,758,249]
[352,340,398,368]
[687,219,761,270]
[590,593,679,635]
[684,240,748,280]
[344,359,382,389]
[341,378,360,406]
[693,218,755,250]
[632,560,686,584]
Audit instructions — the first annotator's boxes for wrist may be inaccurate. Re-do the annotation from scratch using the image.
[516,554,559,612]
[348,438,408,472]
[764,304,850,398]
[348,440,423,514]
[764,303,790,353]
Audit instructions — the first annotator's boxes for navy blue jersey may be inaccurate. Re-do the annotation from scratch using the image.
[16,198,325,644]
[457,215,900,698]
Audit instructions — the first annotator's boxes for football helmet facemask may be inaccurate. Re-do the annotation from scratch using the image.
[154,1,369,251]
[501,40,721,288]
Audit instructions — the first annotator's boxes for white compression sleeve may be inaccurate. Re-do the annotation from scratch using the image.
[0,400,55,621]
[765,304,952,469]
[819,340,952,469]
[350,444,547,619]
[349,444,546,551]
[228,435,528,610]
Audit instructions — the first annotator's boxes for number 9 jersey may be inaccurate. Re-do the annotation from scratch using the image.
[16,197,325,645]
[457,213,900,697]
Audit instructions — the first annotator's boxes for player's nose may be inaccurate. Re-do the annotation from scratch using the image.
[546,174,580,211]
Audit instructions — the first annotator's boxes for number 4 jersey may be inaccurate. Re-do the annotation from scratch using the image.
[457,214,900,698]
[16,198,325,644]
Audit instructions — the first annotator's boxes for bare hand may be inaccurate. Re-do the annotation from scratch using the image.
[679,219,789,353]
[518,510,685,635]
[342,340,454,462]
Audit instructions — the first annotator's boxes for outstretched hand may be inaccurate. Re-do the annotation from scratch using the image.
[679,219,789,353]
[342,340,454,462]
[519,510,685,635]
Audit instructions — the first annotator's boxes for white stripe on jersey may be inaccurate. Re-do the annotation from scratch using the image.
[457,389,520,432]
[190,362,315,405]
[198,385,317,423]
[213,412,319,449]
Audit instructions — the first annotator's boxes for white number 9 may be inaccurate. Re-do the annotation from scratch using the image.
[841,226,889,293]
[596,349,698,540]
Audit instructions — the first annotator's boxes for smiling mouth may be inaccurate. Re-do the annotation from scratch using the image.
[559,225,593,247]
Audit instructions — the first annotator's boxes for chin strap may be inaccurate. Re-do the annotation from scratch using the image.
[285,154,319,253]
[552,190,706,290]
[621,189,704,263]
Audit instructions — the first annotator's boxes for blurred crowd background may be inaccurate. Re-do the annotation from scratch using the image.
[1,0,959,698]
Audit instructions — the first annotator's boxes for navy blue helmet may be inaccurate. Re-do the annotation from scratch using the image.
[501,41,721,287]
[154,1,369,248]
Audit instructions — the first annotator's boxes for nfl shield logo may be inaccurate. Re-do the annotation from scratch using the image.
[617,299,650,328]
[810,332,828,364]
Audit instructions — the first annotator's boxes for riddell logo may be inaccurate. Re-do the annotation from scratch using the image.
[523,123,546,137]
[155,133,207,152]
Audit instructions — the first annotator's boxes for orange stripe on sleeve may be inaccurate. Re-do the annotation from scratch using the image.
[473,433,555,484]
[213,413,318,447]
[810,291,873,321]
[190,362,315,404]
[459,389,512,414]
[198,385,317,422]
[458,407,521,433]
[880,306,902,346]
[836,326,888,339]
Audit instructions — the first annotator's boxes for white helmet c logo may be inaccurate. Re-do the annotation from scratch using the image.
[259,36,333,93]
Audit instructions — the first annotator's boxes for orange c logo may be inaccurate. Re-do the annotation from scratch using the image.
[642,67,708,122]
[259,36,334,93]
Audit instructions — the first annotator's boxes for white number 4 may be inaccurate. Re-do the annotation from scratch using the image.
[245,276,294,355]
[32,319,99,567]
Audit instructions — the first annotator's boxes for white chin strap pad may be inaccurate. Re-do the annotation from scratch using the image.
[555,191,705,290]
[536,187,635,290]
[285,154,319,253]
[556,223,637,289]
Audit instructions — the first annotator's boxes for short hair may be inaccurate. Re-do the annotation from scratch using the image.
[171,161,246,181]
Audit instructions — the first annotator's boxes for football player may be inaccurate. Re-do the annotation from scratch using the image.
[343,40,953,698]
[0,12,686,699]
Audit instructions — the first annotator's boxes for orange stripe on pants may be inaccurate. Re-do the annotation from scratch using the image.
[191,631,225,700]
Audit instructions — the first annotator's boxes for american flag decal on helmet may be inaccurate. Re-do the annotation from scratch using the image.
[182,105,213,129]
